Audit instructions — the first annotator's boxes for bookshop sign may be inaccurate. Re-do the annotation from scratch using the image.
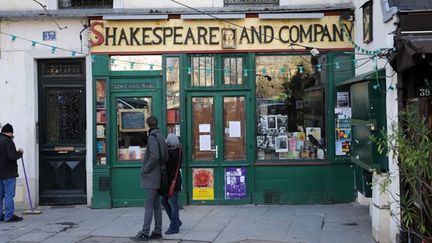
[90,16,354,53]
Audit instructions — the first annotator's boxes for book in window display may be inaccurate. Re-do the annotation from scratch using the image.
[97,110,106,123]
[96,80,106,109]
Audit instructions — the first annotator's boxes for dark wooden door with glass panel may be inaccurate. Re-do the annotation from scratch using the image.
[38,59,86,205]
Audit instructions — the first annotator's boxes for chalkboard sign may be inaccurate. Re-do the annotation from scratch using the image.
[119,109,146,132]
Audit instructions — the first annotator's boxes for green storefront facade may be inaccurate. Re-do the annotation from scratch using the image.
[90,12,366,208]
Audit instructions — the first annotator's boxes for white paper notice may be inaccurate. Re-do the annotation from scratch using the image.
[229,121,241,138]
[335,141,345,156]
[199,135,211,151]
[199,124,211,133]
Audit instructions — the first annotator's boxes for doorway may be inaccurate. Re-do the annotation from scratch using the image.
[38,59,86,205]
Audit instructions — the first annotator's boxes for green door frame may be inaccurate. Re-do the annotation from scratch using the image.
[185,92,254,205]
[109,71,163,207]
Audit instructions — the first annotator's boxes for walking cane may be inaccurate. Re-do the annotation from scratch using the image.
[21,158,42,214]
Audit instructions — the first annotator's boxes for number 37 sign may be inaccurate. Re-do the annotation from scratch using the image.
[42,31,56,41]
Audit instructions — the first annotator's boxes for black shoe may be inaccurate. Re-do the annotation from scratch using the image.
[165,228,179,234]
[4,215,23,223]
[149,232,163,239]
[0,214,4,222]
[130,231,149,241]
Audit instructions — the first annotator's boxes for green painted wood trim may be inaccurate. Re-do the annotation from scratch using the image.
[92,54,109,76]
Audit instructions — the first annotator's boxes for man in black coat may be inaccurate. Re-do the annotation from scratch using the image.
[0,123,23,223]
[132,116,168,242]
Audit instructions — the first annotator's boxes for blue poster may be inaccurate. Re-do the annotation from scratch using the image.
[225,167,247,200]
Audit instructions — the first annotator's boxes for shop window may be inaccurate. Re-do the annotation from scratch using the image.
[166,57,181,138]
[59,0,113,8]
[110,55,162,71]
[256,55,326,161]
[96,79,107,165]
[223,57,243,86]
[191,56,215,87]
[116,97,152,161]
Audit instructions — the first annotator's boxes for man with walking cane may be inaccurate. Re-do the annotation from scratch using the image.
[0,123,24,223]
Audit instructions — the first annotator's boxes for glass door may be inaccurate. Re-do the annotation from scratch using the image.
[110,91,162,207]
[187,92,252,204]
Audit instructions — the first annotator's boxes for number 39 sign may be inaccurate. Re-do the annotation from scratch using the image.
[418,87,431,98]
[42,31,56,41]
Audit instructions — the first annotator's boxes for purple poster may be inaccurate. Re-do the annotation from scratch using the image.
[225,167,247,199]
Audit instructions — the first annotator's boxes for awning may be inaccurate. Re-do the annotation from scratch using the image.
[336,69,385,87]
[389,35,432,72]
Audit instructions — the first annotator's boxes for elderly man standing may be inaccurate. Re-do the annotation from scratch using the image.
[132,116,168,241]
[0,123,24,223]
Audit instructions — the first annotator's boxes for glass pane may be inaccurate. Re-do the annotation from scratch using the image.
[46,88,85,143]
[192,97,215,160]
[256,55,326,160]
[191,56,214,87]
[224,97,246,160]
[96,79,107,165]
[116,97,152,161]
[166,57,181,138]
[224,57,243,85]
[111,55,162,71]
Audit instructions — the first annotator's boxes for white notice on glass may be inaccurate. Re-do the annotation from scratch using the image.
[335,141,345,156]
[199,135,211,151]
[199,124,211,133]
[229,121,241,138]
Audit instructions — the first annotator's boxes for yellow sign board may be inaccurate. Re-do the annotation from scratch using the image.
[90,16,354,53]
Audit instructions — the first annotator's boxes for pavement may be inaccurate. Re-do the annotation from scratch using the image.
[0,203,375,243]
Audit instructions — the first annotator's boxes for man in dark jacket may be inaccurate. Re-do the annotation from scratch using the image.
[132,116,168,241]
[0,123,23,223]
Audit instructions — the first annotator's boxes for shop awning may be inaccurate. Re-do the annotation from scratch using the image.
[336,69,385,87]
[389,35,432,72]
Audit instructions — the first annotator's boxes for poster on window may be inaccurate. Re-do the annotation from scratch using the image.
[225,167,247,200]
[336,92,350,108]
[192,168,214,200]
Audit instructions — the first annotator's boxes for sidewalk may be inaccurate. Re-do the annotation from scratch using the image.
[0,204,375,243]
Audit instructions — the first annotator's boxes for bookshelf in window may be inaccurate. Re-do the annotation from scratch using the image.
[95,79,107,166]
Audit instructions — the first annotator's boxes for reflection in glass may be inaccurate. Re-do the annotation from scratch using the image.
[110,55,162,71]
[192,97,214,160]
[46,88,84,143]
[255,55,326,160]
[117,97,152,161]
[191,56,214,87]
[166,57,181,138]
[224,97,246,160]
[224,57,243,85]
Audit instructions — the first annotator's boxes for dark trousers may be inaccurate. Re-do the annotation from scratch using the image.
[141,188,162,235]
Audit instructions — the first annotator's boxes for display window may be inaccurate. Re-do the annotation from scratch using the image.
[116,97,152,161]
[166,57,181,137]
[255,55,326,160]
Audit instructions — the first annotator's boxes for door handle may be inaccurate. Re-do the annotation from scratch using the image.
[210,145,218,159]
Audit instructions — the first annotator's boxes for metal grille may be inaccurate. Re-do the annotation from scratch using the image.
[224,57,243,85]
[264,191,280,204]
[44,63,82,76]
[224,0,279,6]
[58,0,113,9]
[191,56,215,87]
[46,88,84,143]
